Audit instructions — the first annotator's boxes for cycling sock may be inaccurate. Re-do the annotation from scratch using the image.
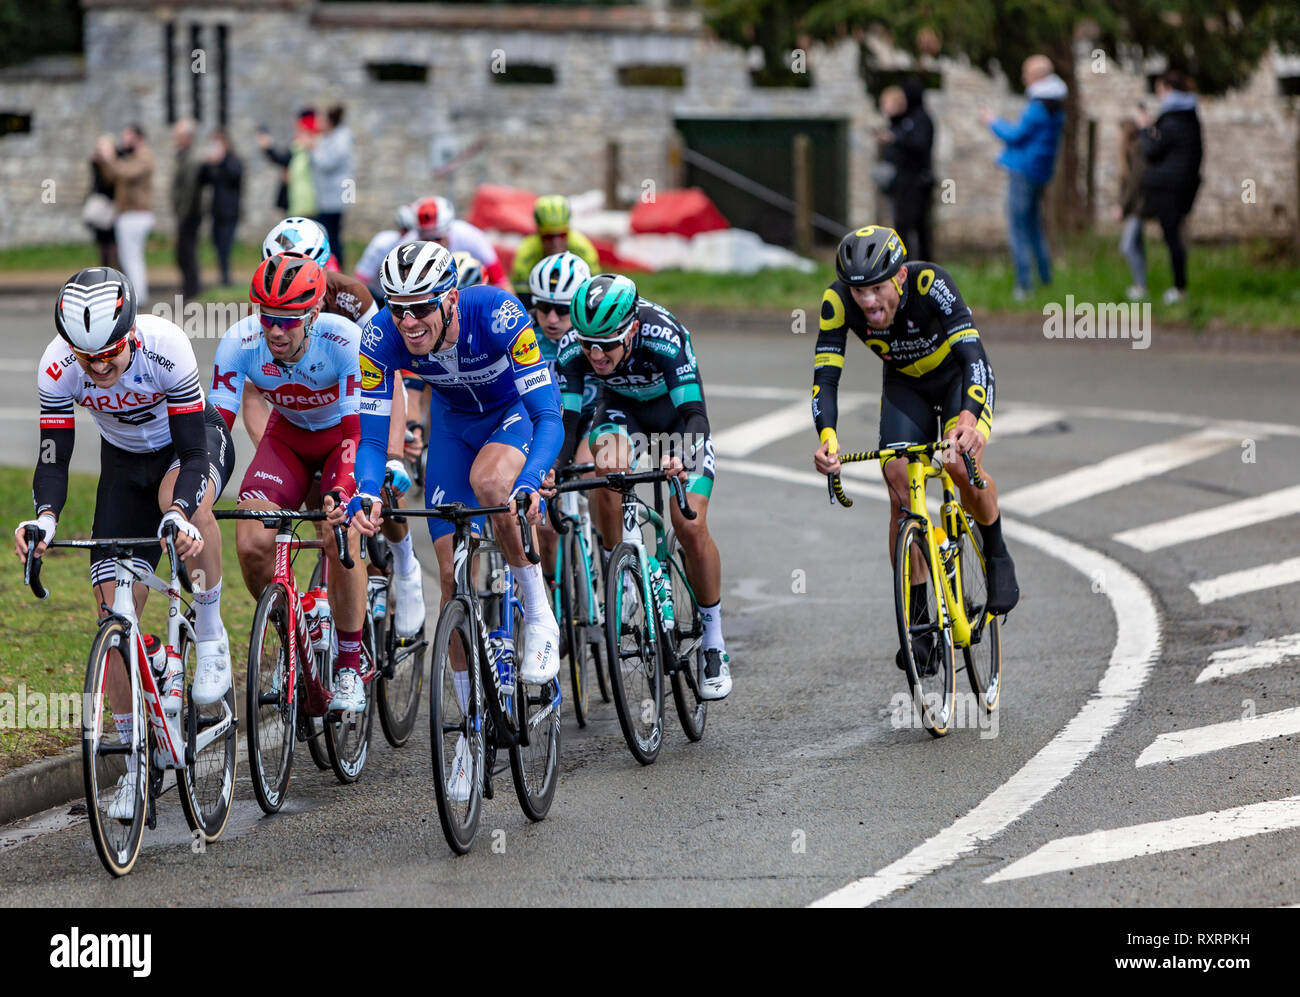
[977,515,1008,558]
[391,533,416,576]
[192,577,223,642]
[516,561,552,625]
[337,628,362,672]
[453,669,470,714]
[114,714,135,776]
[699,601,725,652]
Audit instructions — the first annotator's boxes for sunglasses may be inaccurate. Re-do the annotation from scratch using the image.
[259,312,307,331]
[534,302,570,318]
[390,298,443,321]
[71,338,129,364]
[576,327,632,352]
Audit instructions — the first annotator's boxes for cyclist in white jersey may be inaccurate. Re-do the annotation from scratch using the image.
[14,268,235,819]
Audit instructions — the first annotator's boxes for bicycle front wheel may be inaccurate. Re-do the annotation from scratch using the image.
[324,614,375,784]
[429,597,484,854]
[665,530,707,742]
[178,623,238,842]
[83,618,146,877]
[955,514,1002,713]
[246,582,296,814]
[605,542,663,765]
[894,518,956,737]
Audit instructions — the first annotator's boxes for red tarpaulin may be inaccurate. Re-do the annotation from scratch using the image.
[467,184,538,234]
[628,188,729,237]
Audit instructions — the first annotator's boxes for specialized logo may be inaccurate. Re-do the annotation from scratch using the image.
[510,327,541,367]
[360,354,385,391]
[501,411,523,432]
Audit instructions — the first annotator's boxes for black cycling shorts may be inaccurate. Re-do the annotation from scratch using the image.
[589,392,715,498]
[90,409,235,587]
[878,365,994,456]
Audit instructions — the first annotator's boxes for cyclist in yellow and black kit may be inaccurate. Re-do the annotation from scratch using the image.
[811,225,1019,668]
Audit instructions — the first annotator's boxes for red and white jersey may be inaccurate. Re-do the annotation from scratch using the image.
[37,313,206,453]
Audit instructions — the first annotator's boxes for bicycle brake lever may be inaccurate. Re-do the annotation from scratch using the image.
[334,523,354,570]
[669,474,697,520]
[514,492,541,565]
[23,526,48,600]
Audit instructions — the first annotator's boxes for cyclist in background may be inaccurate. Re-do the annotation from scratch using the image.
[510,195,600,298]
[355,202,417,301]
[811,225,1019,672]
[15,268,235,818]
[414,196,511,289]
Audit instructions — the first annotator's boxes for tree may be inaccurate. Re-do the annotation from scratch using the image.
[0,0,81,70]
[700,1,1300,233]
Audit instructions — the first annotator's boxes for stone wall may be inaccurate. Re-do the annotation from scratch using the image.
[0,1,1294,251]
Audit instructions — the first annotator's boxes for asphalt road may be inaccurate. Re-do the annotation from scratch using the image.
[1,292,1298,906]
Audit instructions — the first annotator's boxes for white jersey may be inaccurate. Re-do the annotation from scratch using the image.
[38,313,206,453]
[448,219,500,267]
[355,228,409,283]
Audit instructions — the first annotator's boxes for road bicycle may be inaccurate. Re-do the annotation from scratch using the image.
[556,469,705,765]
[22,525,238,877]
[829,440,1001,737]
[547,461,610,727]
[213,509,375,811]
[395,496,560,854]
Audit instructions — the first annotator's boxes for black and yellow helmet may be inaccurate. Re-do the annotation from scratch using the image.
[836,225,907,286]
[534,194,572,236]
[571,274,639,338]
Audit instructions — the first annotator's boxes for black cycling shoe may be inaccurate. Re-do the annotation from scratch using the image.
[896,632,936,675]
[985,553,1020,615]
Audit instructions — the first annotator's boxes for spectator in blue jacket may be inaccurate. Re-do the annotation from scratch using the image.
[981,55,1067,299]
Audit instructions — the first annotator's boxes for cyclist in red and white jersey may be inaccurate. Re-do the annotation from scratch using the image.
[14,268,235,818]
[210,253,371,712]
[413,196,511,289]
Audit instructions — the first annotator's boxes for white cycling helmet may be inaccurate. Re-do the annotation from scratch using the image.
[414,195,455,239]
[55,267,137,352]
[380,240,458,298]
[395,202,417,232]
[262,217,331,267]
[452,251,484,289]
[529,252,591,305]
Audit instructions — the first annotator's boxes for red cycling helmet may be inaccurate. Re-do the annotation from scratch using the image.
[250,252,326,312]
[414,195,453,237]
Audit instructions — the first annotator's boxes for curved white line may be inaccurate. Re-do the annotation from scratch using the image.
[714,458,1162,908]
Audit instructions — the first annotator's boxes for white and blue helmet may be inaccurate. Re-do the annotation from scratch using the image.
[529,251,591,305]
[380,240,457,298]
[262,217,331,267]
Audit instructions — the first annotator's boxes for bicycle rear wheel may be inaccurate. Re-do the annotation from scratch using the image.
[376,576,425,748]
[894,518,956,737]
[605,542,663,765]
[665,531,707,742]
[955,513,1002,713]
[324,614,376,783]
[178,625,238,842]
[246,582,296,814]
[590,531,612,703]
[429,597,483,854]
[560,529,590,726]
[83,618,146,877]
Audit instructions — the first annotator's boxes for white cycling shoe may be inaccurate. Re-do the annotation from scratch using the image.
[447,733,473,803]
[193,629,233,706]
[329,668,366,713]
[106,773,137,820]
[519,618,561,685]
[698,649,732,701]
[393,564,426,637]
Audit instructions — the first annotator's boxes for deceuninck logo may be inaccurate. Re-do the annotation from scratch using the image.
[49,928,151,977]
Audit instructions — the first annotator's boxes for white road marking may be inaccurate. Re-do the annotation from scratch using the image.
[707,384,805,401]
[999,427,1245,517]
[712,394,871,458]
[1190,557,1300,604]
[985,796,1300,883]
[1197,633,1300,683]
[1135,707,1300,767]
[1114,484,1300,552]
[716,458,1162,908]
[990,407,1067,437]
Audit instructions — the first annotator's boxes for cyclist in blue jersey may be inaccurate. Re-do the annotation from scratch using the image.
[349,242,565,703]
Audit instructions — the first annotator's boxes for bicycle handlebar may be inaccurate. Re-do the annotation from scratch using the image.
[553,468,696,520]
[213,508,352,567]
[21,526,179,600]
[383,496,541,564]
[828,440,987,508]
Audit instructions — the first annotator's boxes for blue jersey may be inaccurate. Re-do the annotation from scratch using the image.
[357,285,563,494]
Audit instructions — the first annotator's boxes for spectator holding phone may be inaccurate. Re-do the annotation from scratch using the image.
[1137,71,1203,305]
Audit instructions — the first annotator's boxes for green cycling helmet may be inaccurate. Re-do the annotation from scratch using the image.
[571,274,639,338]
[534,194,572,236]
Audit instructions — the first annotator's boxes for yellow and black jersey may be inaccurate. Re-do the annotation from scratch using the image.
[812,262,993,447]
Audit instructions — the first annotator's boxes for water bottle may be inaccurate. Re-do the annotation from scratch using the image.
[308,588,333,653]
[145,633,167,679]
[368,575,388,622]
[488,627,515,695]
[933,527,958,580]
[160,645,184,718]
[647,556,674,625]
[301,593,323,648]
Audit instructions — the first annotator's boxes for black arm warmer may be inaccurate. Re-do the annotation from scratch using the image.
[32,426,74,518]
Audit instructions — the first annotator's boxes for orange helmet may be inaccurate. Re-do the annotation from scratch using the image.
[250,252,326,312]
